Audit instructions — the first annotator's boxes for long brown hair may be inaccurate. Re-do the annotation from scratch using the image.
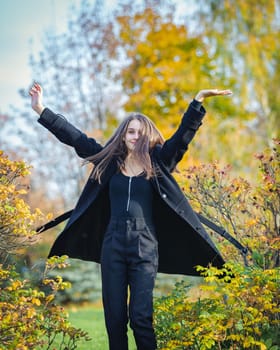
[87,112,165,183]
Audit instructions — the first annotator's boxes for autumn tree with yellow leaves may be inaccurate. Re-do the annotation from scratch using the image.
[113,0,280,175]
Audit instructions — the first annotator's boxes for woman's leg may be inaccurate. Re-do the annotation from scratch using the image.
[128,222,158,350]
[101,230,129,350]
[129,263,157,350]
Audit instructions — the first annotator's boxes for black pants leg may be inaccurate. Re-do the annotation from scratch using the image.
[101,218,158,350]
[128,221,158,350]
[101,227,129,350]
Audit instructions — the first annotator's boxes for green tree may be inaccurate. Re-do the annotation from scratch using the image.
[193,0,280,141]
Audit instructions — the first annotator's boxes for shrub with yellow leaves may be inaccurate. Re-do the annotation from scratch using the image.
[155,140,280,349]
[0,152,91,349]
[178,139,280,269]
[0,256,91,349]
[0,150,44,260]
[154,264,280,350]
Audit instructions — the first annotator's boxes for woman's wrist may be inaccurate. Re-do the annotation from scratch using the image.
[194,92,204,102]
[33,104,45,116]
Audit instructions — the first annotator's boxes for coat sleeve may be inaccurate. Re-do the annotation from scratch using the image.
[37,107,103,158]
[158,100,205,172]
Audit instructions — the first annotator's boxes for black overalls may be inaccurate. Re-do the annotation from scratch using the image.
[101,172,158,350]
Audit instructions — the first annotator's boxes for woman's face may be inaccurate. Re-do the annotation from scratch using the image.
[124,119,142,152]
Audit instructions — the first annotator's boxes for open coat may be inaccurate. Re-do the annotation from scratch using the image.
[38,101,225,276]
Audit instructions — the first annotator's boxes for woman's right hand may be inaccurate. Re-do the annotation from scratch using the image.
[194,89,233,102]
[29,83,45,115]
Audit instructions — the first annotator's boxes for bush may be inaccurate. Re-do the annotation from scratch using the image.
[46,259,102,305]
[178,139,280,268]
[154,140,280,349]
[0,151,42,260]
[0,256,91,349]
[0,151,90,349]
[154,264,280,350]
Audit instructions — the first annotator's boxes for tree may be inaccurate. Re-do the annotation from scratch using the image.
[193,0,280,142]
[11,0,120,206]
[114,0,213,132]
[112,0,266,176]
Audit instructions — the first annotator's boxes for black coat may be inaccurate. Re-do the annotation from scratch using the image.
[38,101,225,276]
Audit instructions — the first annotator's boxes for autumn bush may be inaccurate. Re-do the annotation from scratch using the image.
[0,151,42,260]
[154,140,280,349]
[154,264,280,350]
[0,151,90,349]
[179,139,280,268]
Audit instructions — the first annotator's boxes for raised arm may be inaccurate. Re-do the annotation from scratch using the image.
[159,89,232,172]
[29,83,103,158]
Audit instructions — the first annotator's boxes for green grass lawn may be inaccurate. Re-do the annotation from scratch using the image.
[67,305,136,350]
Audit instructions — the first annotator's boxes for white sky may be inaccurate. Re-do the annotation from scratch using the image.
[0,0,81,114]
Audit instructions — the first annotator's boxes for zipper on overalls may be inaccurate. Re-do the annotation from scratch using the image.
[126,176,132,211]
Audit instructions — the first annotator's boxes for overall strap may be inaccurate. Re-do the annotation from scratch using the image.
[36,210,73,233]
[196,212,249,265]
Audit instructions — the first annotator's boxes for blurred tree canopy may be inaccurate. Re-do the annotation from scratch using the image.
[193,0,280,141]
[2,0,279,205]
[112,0,280,170]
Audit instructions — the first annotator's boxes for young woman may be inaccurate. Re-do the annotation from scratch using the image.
[29,83,232,350]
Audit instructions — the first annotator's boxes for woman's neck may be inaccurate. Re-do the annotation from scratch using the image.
[122,155,144,177]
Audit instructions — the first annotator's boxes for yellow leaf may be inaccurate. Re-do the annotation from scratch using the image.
[32,297,41,306]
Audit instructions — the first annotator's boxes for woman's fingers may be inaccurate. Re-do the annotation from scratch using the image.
[34,83,41,92]
[217,89,233,95]
[29,88,37,97]
[204,89,233,98]
[208,89,232,96]
[29,83,42,96]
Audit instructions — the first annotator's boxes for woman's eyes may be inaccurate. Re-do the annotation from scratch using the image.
[128,130,141,135]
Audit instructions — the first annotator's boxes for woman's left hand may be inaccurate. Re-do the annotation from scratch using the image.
[195,89,233,102]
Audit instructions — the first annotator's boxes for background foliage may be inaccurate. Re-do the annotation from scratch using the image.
[2,0,279,205]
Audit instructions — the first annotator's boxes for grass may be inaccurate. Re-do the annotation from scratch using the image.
[49,304,137,350]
